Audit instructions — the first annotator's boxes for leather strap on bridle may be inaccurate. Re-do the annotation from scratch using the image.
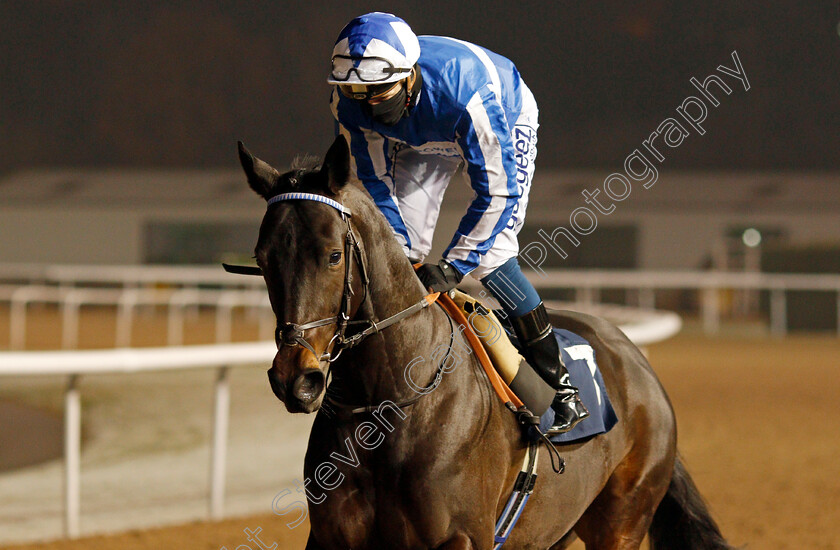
[224,191,438,364]
[324,309,457,416]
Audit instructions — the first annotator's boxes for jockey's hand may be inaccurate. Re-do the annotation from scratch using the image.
[416,260,464,293]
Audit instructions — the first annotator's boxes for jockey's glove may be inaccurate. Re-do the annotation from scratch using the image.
[416,259,464,293]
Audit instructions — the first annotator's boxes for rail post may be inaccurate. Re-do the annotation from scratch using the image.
[576,286,597,305]
[209,365,230,520]
[215,292,236,344]
[10,286,38,350]
[638,287,655,310]
[64,374,81,538]
[701,286,720,334]
[61,291,83,349]
[770,287,787,337]
[116,289,139,347]
[167,288,199,346]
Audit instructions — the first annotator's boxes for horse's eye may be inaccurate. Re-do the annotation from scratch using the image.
[329,251,342,265]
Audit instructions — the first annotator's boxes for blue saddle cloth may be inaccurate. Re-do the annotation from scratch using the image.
[532,329,619,444]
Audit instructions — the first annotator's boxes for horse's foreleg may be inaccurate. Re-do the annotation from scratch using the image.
[435,533,475,549]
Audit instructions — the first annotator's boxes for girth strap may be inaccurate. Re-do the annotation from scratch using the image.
[493,441,540,548]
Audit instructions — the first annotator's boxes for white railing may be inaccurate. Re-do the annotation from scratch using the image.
[523,269,840,336]
[0,342,275,539]
[544,301,683,346]
[0,263,265,288]
[0,285,273,350]
[3,264,838,338]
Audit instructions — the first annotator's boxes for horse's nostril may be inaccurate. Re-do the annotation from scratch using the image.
[293,370,325,403]
[267,368,287,401]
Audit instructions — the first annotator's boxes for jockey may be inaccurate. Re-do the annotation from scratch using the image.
[328,12,588,433]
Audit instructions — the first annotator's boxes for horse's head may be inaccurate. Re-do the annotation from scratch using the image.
[239,136,364,413]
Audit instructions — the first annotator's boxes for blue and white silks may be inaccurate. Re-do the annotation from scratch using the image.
[331,36,539,280]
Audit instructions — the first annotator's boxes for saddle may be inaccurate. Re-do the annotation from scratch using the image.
[440,290,618,445]
[435,290,525,411]
[448,290,529,395]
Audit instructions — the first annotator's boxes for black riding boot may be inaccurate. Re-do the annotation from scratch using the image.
[510,302,589,433]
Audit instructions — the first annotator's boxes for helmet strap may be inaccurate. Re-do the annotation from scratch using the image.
[406,64,423,113]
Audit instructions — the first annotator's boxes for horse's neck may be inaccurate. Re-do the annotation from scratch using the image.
[329,197,513,455]
[336,190,457,404]
[335,302,452,407]
[350,187,429,323]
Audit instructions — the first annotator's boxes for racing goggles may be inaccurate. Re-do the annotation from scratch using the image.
[330,55,412,83]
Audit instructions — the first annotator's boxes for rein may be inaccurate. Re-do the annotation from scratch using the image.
[223,191,439,364]
[323,310,457,416]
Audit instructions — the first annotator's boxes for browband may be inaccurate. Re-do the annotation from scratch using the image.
[223,192,352,277]
[267,192,351,217]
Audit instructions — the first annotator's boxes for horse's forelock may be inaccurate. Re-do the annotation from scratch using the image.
[268,160,324,197]
[291,154,322,172]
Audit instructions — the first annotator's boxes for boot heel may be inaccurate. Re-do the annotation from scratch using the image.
[548,391,590,433]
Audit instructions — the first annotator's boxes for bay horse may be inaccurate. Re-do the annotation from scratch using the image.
[235,135,733,549]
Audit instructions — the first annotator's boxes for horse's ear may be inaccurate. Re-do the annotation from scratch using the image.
[321,135,350,194]
[238,141,280,200]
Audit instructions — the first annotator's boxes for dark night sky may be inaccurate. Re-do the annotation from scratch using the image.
[1,1,838,172]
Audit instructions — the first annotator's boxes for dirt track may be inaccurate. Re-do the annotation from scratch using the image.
[1,317,839,549]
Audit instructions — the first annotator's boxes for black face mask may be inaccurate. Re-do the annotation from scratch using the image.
[365,84,408,126]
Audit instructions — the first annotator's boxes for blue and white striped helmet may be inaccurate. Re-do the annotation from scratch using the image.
[328,13,421,85]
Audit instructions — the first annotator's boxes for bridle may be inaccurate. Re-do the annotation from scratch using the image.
[223,191,438,364]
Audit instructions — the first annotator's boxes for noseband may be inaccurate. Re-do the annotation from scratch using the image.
[224,192,439,363]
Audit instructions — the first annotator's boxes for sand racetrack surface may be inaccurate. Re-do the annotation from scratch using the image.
[1,325,838,549]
